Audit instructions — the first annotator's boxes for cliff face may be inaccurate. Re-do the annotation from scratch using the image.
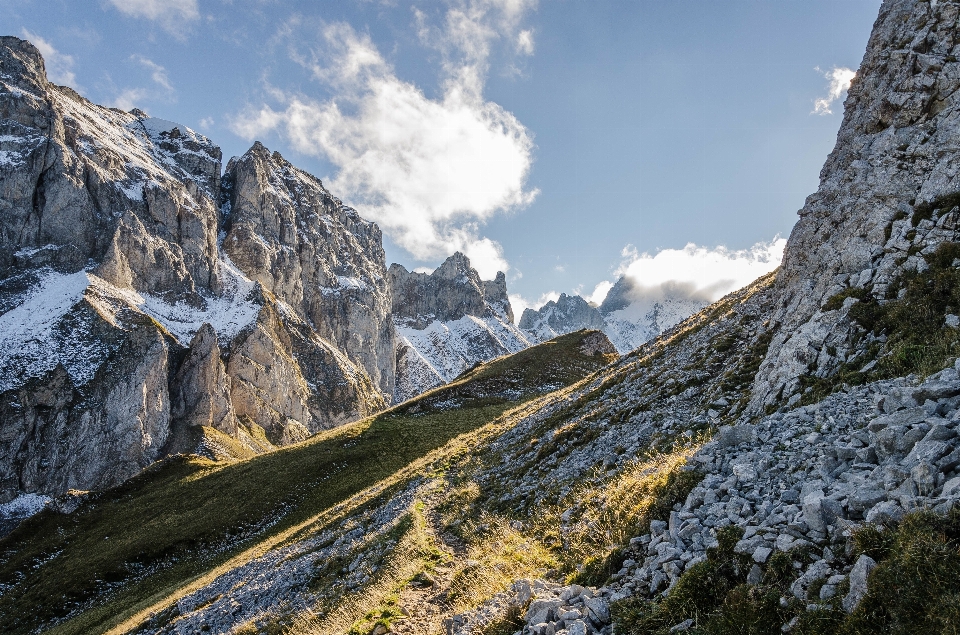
[0,36,387,503]
[389,253,530,403]
[752,0,960,410]
[222,144,395,397]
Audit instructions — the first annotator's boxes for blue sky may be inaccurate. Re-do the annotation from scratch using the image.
[2,0,882,312]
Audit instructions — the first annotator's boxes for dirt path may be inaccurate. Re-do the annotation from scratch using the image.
[391,504,467,635]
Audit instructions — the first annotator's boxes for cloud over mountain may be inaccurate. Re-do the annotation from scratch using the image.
[231,0,539,279]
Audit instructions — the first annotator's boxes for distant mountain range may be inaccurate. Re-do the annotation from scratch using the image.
[519,275,710,354]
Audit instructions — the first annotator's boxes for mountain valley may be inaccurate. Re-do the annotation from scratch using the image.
[6,1,960,633]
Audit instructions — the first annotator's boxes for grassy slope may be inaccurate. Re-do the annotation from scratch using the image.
[0,330,616,635]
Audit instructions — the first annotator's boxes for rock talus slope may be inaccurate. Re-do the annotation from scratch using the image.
[0,36,387,504]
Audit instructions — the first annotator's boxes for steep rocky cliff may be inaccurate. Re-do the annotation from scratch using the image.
[752,0,960,411]
[0,36,387,504]
[390,252,530,402]
[221,144,394,396]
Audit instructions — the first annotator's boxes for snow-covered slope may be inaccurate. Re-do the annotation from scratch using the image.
[601,294,709,353]
[390,253,531,402]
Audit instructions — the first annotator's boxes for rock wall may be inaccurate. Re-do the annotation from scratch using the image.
[754,0,960,409]
[0,36,390,501]
[222,144,395,397]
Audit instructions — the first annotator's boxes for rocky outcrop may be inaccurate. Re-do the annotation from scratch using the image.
[171,323,237,436]
[753,0,960,409]
[0,312,176,501]
[390,252,530,403]
[227,298,383,445]
[222,144,394,397]
[389,252,511,327]
[0,36,392,502]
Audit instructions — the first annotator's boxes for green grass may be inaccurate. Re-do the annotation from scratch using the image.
[803,241,960,403]
[0,330,615,635]
[845,509,960,634]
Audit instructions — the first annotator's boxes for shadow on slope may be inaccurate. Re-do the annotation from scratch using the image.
[0,331,616,635]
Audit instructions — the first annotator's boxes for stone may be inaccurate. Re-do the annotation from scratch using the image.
[866,501,905,524]
[913,381,960,403]
[941,476,960,498]
[526,599,563,625]
[584,596,610,623]
[733,463,758,482]
[847,489,886,516]
[843,555,877,613]
[752,546,773,564]
[911,462,938,496]
[716,425,756,448]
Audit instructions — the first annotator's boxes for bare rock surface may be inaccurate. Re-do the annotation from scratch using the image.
[391,252,531,403]
[0,36,393,502]
[222,143,395,397]
[753,0,960,410]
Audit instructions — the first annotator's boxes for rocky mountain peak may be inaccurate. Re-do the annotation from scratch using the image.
[598,275,635,314]
[0,36,47,93]
[389,252,528,402]
[519,293,605,343]
[0,37,394,503]
[222,139,394,397]
[389,252,508,327]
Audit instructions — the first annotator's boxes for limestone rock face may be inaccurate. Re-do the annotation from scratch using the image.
[227,299,384,444]
[0,314,174,502]
[0,37,223,301]
[222,143,395,398]
[0,36,393,501]
[752,0,960,409]
[390,252,508,327]
[171,323,236,436]
[390,253,530,403]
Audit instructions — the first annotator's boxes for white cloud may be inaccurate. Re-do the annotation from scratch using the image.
[132,55,173,91]
[516,29,534,55]
[509,290,559,319]
[107,0,199,34]
[198,116,214,129]
[609,237,786,306]
[231,1,537,273]
[586,280,613,306]
[21,29,78,88]
[110,56,175,110]
[813,66,855,115]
